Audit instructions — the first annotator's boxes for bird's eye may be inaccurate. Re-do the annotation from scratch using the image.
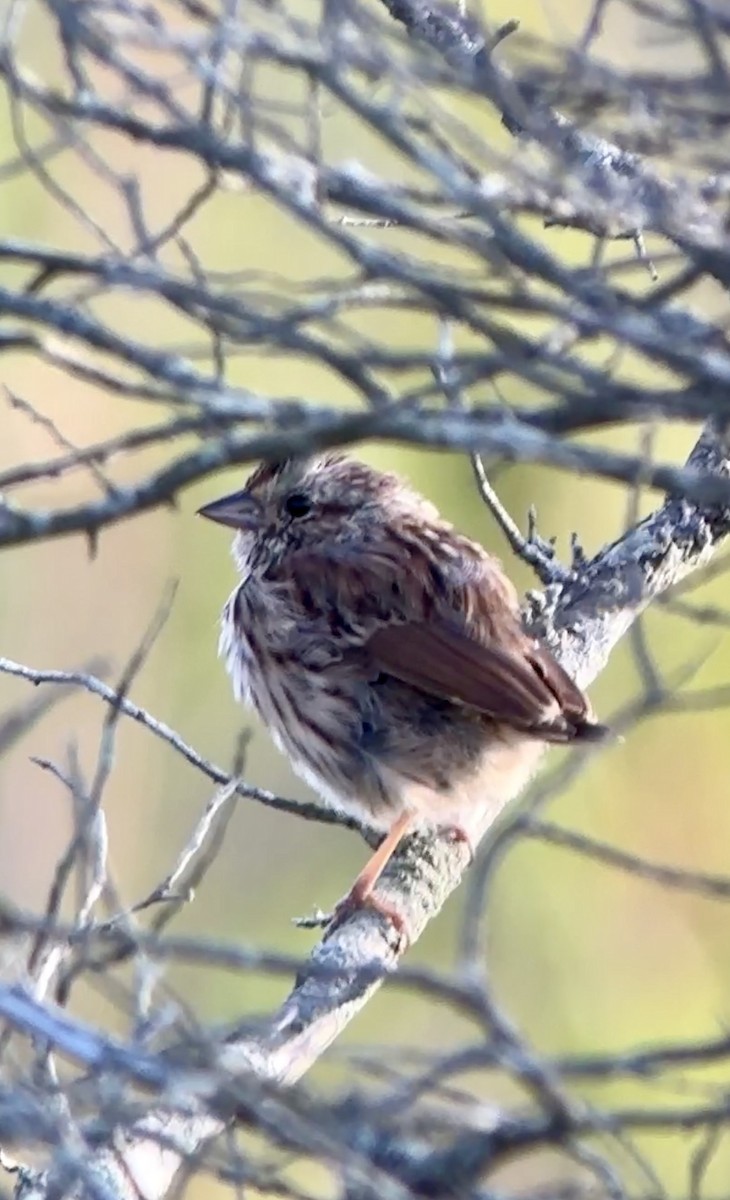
[284,492,311,519]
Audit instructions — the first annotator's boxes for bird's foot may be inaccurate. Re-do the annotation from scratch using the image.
[326,880,409,952]
[442,823,476,866]
[293,887,409,951]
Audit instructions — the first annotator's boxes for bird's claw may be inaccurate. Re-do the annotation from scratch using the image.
[324,886,409,952]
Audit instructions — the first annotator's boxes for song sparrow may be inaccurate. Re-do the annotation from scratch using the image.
[199,454,604,938]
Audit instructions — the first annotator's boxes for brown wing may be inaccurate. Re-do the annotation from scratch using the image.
[525,640,602,736]
[282,543,606,744]
[367,621,605,743]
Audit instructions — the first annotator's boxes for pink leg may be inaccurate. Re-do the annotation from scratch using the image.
[328,811,414,943]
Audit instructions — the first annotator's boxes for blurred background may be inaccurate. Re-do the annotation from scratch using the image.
[2,0,730,1193]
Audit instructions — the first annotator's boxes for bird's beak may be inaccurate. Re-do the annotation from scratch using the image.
[197,489,262,531]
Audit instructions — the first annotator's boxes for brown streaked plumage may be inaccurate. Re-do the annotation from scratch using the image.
[199,454,605,939]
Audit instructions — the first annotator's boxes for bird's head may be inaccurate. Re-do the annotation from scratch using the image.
[198,453,430,571]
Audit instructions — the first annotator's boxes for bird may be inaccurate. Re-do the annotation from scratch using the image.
[198,453,605,939]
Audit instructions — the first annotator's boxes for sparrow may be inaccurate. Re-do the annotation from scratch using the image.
[199,454,604,938]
